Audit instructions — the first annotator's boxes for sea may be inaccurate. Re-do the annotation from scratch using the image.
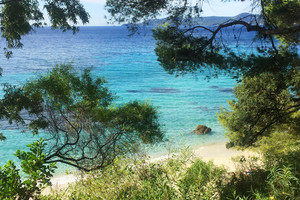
[0,26,257,173]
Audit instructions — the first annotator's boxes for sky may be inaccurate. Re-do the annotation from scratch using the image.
[50,0,257,26]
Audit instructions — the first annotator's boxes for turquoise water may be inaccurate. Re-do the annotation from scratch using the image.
[0,26,254,171]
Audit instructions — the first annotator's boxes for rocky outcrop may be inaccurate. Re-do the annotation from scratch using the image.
[193,125,212,135]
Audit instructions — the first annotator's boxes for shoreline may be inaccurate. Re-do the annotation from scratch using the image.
[43,141,258,195]
[150,141,257,171]
[191,142,257,171]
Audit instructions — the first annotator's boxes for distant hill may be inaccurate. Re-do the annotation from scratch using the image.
[125,13,261,27]
[192,13,259,26]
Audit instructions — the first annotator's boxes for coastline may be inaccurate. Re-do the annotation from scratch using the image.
[43,141,257,195]
[191,142,257,171]
[150,141,258,171]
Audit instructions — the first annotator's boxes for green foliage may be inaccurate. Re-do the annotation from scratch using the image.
[105,0,168,33]
[180,160,226,200]
[106,0,204,27]
[41,154,300,200]
[0,64,112,134]
[42,153,226,200]
[36,142,300,200]
[0,133,5,141]
[263,0,300,44]
[218,71,300,147]
[263,0,300,27]
[152,24,240,78]
[109,100,163,144]
[0,139,56,200]
[0,0,89,58]
[266,166,300,199]
[258,132,300,176]
[0,64,163,171]
[221,160,269,199]
[221,161,300,200]
[106,0,168,22]
[219,130,300,199]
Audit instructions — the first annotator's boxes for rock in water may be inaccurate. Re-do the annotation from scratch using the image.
[193,125,212,134]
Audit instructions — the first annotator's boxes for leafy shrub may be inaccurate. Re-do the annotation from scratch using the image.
[42,152,226,200]
[0,139,56,200]
[180,160,226,200]
[221,158,300,200]
[41,133,300,200]
[258,132,300,177]
[265,166,300,200]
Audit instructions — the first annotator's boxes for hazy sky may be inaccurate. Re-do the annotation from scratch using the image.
[69,0,256,26]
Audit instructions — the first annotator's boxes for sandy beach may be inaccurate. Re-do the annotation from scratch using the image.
[42,141,258,195]
[192,142,258,171]
[151,142,258,171]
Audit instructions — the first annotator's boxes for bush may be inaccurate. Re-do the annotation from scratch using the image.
[41,132,300,200]
[0,139,56,200]
[221,157,300,200]
[265,166,300,200]
[258,132,300,177]
[42,153,226,200]
[180,160,226,200]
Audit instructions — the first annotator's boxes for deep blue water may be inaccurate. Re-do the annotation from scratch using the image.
[0,26,256,172]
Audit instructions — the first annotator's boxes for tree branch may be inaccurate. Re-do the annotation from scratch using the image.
[250,106,300,145]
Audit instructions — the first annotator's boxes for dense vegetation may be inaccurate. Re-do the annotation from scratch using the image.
[42,149,300,200]
[0,139,56,199]
[0,64,163,170]
[0,65,163,199]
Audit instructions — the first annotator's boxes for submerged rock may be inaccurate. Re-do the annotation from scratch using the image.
[193,125,212,135]
[218,88,233,93]
[150,88,180,94]
[126,89,144,93]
